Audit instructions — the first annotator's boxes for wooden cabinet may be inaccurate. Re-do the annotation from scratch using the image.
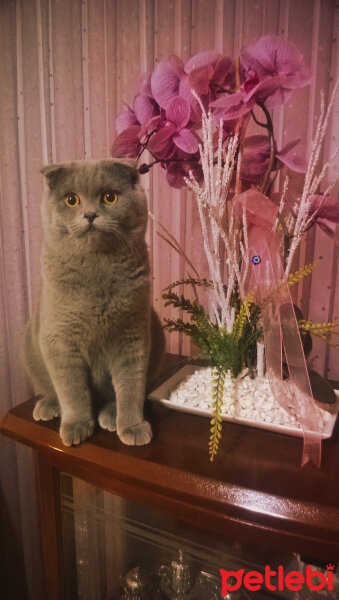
[1,356,338,599]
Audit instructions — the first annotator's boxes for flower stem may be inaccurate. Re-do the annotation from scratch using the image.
[235,57,241,92]
[258,102,276,195]
[138,160,159,174]
[250,108,267,128]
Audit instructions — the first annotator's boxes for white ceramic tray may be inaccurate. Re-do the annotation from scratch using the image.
[148,364,339,439]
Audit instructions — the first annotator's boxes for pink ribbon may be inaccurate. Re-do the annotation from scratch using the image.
[235,189,323,467]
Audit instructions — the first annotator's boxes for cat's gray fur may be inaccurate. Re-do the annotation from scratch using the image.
[24,158,164,447]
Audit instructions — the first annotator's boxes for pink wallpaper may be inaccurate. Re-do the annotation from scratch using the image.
[1,0,338,383]
[0,2,337,596]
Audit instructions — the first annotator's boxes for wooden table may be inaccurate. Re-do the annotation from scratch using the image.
[1,355,338,599]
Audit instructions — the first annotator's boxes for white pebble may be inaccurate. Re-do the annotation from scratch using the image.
[168,367,332,432]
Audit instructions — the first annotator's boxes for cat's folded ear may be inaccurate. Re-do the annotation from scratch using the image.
[40,163,67,189]
[107,158,139,187]
[116,158,138,170]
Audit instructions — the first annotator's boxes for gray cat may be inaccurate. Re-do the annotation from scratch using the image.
[24,158,164,447]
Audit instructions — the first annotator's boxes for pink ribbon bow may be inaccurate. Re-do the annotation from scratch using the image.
[235,189,323,467]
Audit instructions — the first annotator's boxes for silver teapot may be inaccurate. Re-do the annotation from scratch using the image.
[159,550,195,599]
[120,566,150,600]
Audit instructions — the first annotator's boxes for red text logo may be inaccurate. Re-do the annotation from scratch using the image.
[220,564,334,596]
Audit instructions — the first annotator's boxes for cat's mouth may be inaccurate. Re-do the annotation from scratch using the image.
[80,224,113,239]
[73,223,100,237]
[74,223,127,245]
[84,223,115,235]
[83,223,100,234]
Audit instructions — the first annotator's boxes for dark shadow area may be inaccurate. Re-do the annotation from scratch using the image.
[0,486,28,600]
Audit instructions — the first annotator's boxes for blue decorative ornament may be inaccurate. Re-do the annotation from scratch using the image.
[251,255,261,265]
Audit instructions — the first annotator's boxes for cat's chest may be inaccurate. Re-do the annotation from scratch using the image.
[45,253,149,295]
[42,252,150,345]
[74,267,149,312]
[69,288,149,360]
[43,266,149,333]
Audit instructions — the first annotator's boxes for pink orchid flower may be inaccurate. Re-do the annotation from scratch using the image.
[241,35,312,107]
[184,50,235,100]
[133,93,163,134]
[166,157,203,189]
[210,90,253,122]
[306,193,339,245]
[177,51,235,123]
[151,55,203,124]
[112,103,161,158]
[112,77,163,158]
[241,135,307,182]
[210,74,287,122]
[151,55,185,109]
[148,96,200,160]
[210,35,311,121]
[112,123,142,158]
[139,72,154,97]
[115,106,138,135]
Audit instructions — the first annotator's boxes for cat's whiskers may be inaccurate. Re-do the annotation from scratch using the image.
[70,218,135,254]
[68,221,91,235]
[106,222,142,260]
[106,224,129,248]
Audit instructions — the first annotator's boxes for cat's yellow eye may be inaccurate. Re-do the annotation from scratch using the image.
[102,190,118,205]
[64,193,80,208]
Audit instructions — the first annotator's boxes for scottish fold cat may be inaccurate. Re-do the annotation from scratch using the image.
[24,158,164,447]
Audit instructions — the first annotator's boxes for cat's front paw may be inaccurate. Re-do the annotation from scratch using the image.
[33,396,60,421]
[118,421,152,446]
[60,419,95,446]
[98,402,116,432]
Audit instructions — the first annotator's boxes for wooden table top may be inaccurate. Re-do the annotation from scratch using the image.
[1,354,339,562]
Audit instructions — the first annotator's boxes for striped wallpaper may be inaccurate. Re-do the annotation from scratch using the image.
[0,1,338,597]
[1,0,338,381]
[1,0,338,382]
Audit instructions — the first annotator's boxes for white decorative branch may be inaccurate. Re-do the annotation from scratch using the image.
[185,98,241,331]
[285,81,338,276]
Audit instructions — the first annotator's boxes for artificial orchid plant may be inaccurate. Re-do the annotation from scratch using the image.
[112,35,339,464]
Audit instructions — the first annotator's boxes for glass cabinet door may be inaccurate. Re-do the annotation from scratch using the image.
[60,473,338,600]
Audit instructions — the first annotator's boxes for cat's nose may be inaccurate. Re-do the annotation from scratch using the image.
[83,212,99,223]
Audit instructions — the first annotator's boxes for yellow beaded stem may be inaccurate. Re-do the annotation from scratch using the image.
[261,262,318,309]
[287,261,318,286]
[298,319,339,334]
[234,293,253,340]
[209,367,225,461]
